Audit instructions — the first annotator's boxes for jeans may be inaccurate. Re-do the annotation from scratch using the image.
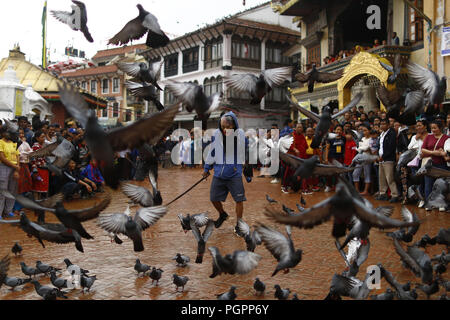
[424,164,449,200]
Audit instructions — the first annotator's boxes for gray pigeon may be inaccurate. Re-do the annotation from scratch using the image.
[49,270,68,291]
[370,288,395,300]
[425,179,449,211]
[253,278,266,296]
[20,262,43,279]
[407,62,447,107]
[396,149,418,172]
[31,280,68,300]
[208,247,261,278]
[121,175,161,207]
[173,253,190,267]
[165,80,222,121]
[417,279,440,299]
[380,54,402,84]
[125,82,164,111]
[378,264,416,300]
[190,219,215,263]
[386,207,420,243]
[11,242,22,256]
[134,259,150,276]
[292,293,300,300]
[108,4,170,48]
[149,267,163,285]
[235,219,262,252]
[80,274,97,292]
[217,286,237,300]
[433,228,450,246]
[119,61,163,90]
[3,276,31,290]
[295,64,343,93]
[256,224,302,277]
[173,274,189,292]
[274,285,290,300]
[36,261,62,275]
[51,0,93,42]
[224,67,293,105]
[351,153,380,167]
[177,212,209,233]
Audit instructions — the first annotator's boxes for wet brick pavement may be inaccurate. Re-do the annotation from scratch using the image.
[0,167,449,300]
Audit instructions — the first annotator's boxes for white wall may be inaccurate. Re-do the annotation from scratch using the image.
[237,4,301,32]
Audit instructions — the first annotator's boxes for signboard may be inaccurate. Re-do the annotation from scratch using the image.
[442,27,450,57]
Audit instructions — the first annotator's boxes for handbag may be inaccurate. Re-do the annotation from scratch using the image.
[420,135,444,169]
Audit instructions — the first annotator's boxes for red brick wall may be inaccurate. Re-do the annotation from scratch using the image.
[51,103,67,126]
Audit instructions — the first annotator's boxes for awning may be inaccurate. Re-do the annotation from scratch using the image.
[175,113,196,122]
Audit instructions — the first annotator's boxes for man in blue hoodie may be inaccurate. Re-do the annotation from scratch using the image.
[202,111,251,232]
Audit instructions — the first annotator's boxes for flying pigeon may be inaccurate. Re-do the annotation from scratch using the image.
[379,54,402,84]
[223,66,293,104]
[208,247,261,278]
[287,93,363,148]
[177,212,209,233]
[51,0,93,42]
[235,219,262,252]
[256,224,302,277]
[190,219,215,263]
[295,64,343,93]
[97,205,167,252]
[125,81,164,111]
[119,60,163,90]
[386,207,420,243]
[121,173,162,207]
[57,82,179,189]
[165,80,222,121]
[108,4,170,48]
[173,274,189,292]
[28,134,76,171]
[407,61,447,107]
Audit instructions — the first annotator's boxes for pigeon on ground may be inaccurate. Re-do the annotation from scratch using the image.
[121,175,162,208]
[165,80,222,121]
[414,234,437,248]
[149,267,163,285]
[235,219,262,252]
[433,262,447,274]
[416,279,440,299]
[370,288,395,300]
[295,64,343,93]
[217,286,237,300]
[50,0,93,42]
[265,176,419,239]
[292,293,300,300]
[432,251,450,264]
[2,276,32,290]
[407,61,447,107]
[266,195,277,204]
[256,224,302,277]
[49,270,68,291]
[108,4,170,48]
[208,247,261,278]
[125,81,164,111]
[36,261,62,276]
[80,274,97,292]
[63,258,89,276]
[177,212,209,233]
[57,82,179,189]
[97,205,167,252]
[119,60,163,90]
[191,219,215,263]
[20,262,43,279]
[11,242,22,256]
[379,54,402,84]
[173,274,189,292]
[274,285,290,300]
[172,253,190,267]
[433,228,450,246]
[288,93,363,148]
[378,264,416,300]
[223,67,293,104]
[134,259,150,276]
[253,278,266,296]
[31,280,68,300]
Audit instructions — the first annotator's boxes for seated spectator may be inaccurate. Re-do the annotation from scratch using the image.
[81,158,105,191]
[61,160,97,200]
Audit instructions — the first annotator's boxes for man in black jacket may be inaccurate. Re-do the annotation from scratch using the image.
[376,119,399,203]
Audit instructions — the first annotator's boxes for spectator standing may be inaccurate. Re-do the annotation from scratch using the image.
[31,130,49,199]
[324,125,345,192]
[353,125,372,195]
[0,126,20,218]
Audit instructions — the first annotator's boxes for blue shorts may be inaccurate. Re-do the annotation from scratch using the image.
[210,176,246,202]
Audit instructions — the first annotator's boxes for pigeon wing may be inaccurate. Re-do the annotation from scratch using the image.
[232,251,261,274]
[134,206,167,231]
[51,10,74,27]
[37,193,64,208]
[121,183,153,207]
[332,93,364,119]
[106,102,179,151]
[392,238,422,276]
[202,220,215,242]
[262,66,293,88]
[117,62,142,78]
[66,193,112,222]
[223,74,258,93]
[255,224,292,262]
[57,82,90,128]
[11,194,55,213]
[404,90,424,114]
[264,200,333,229]
[407,62,438,101]
[28,141,60,158]
[165,81,198,109]
[97,213,128,235]
[236,219,251,238]
[108,17,147,46]
[379,61,394,73]
[279,152,305,169]
[315,70,343,83]
[192,213,209,228]
[294,72,309,83]
[286,95,320,122]
[376,85,403,107]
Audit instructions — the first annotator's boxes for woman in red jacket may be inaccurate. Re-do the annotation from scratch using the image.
[281,123,307,193]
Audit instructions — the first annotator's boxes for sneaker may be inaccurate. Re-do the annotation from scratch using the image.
[418,200,425,208]
[439,207,446,212]
[6,212,14,217]
[271,178,280,184]
[425,207,432,211]
[214,212,229,228]
[302,191,313,196]
[281,187,289,194]
[324,186,332,193]
[389,197,399,203]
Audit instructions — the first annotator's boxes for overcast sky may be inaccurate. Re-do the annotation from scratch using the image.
[1,0,268,65]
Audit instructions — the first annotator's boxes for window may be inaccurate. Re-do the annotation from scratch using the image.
[102,79,109,94]
[266,42,291,65]
[266,86,288,103]
[164,53,179,77]
[81,81,87,90]
[112,78,120,93]
[232,36,260,60]
[102,106,108,118]
[307,45,321,66]
[183,47,199,73]
[408,0,424,43]
[113,102,119,118]
[204,38,223,69]
[90,80,97,93]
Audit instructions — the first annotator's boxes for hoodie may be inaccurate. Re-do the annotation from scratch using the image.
[204,111,248,179]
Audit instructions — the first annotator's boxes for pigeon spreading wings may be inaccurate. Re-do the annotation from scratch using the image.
[295,64,343,93]
[407,62,447,106]
[208,247,261,278]
[119,61,163,87]
[223,67,293,104]
[108,4,169,48]
[125,81,164,111]
[51,0,93,42]
[28,135,76,169]
[121,182,159,208]
[177,212,209,233]
[379,54,402,84]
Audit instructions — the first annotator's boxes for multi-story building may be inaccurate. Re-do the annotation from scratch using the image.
[271,0,449,116]
[140,2,302,130]
[60,44,148,127]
